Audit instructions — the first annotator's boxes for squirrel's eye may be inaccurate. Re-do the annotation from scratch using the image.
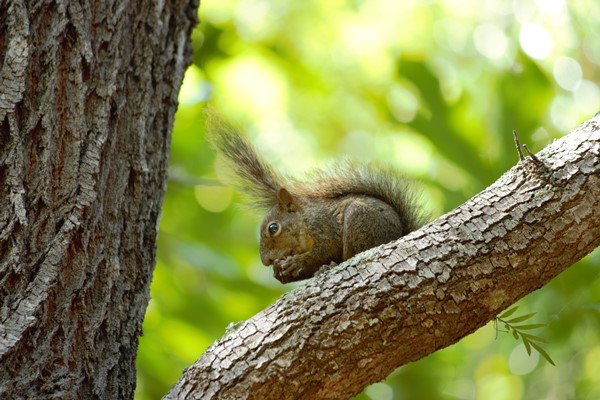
[268,222,281,237]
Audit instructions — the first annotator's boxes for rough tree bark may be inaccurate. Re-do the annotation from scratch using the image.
[166,115,600,400]
[0,1,198,398]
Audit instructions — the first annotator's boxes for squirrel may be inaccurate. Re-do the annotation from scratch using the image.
[207,114,424,284]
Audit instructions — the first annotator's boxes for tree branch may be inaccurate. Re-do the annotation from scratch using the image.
[165,114,600,400]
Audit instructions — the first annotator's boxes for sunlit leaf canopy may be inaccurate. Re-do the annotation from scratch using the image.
[136,0,600,399]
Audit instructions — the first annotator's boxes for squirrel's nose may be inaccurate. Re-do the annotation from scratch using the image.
[260,250,273,266]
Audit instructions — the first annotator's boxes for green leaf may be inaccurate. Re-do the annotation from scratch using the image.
[522,337,532,355]
[529,341,556,366]
[505,313,536,324]
[513,323,545,331]
[512,330,519,340]
[520,333,548,343]
[498,306,519,319]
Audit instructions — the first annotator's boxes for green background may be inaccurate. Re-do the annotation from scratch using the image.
[136,1,600,399]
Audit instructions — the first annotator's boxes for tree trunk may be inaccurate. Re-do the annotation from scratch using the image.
[0,1,198,398]
[165,115,600,400]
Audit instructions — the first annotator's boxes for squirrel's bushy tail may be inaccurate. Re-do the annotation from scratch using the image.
[207,111,424,234]
[206,111,284,208]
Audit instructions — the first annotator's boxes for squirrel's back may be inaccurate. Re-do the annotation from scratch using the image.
[297,162,423,235]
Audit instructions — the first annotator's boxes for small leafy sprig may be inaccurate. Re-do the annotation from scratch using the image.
[494,306,555,366]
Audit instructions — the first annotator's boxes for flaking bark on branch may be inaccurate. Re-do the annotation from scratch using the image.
[166,115,600,400]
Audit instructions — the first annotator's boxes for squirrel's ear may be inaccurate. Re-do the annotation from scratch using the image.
[277,188,298,212]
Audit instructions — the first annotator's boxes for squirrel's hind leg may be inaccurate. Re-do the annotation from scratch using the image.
[342,197,404,260]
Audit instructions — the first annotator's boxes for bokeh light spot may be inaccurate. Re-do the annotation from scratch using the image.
[519,24,552,59]
[553,56,582,91]
[178,65,210,105]
[509,344,539,375]
[474,23,509,61]
[194,185,234,213]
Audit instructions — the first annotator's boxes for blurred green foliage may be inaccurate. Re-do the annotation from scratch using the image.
[136,0,600,399]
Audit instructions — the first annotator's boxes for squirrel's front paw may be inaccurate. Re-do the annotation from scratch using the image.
[273,255,301,283]
[273,256,335,283]
[273,255,317,283]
